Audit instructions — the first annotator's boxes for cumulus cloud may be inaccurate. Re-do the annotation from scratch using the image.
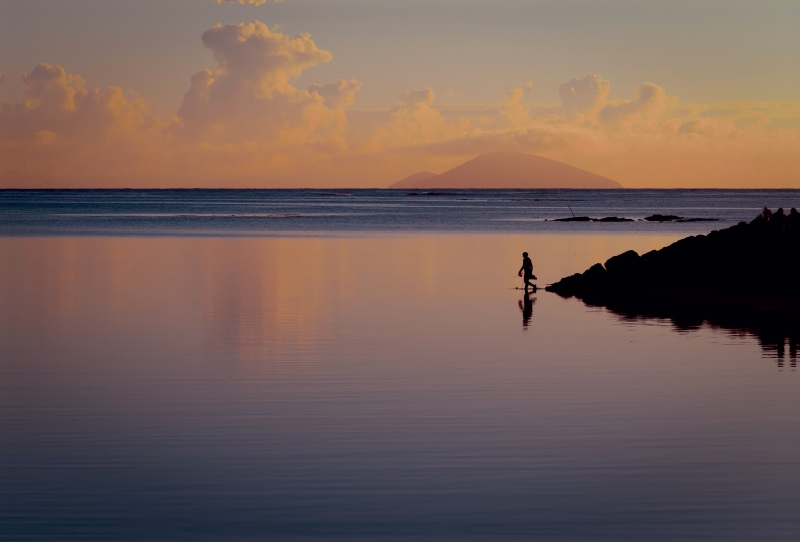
[558,74,610,119]
[177,20,355,153]
[309,79,362,109]
[2,18,800,189]
[214,0,276,6]
[0,63,171,186]
[380,76,800,188]
[598,82,670,131]
[360,87,475,155]
[0,21,367,186]
[498,82,533,129]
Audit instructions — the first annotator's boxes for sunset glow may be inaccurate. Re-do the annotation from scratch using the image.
[2,1,799,188]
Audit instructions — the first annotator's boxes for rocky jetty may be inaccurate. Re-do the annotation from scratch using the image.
[546,208,800,360]
[547,207,800,304]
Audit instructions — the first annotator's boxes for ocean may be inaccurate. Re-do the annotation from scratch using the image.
[2,188,800,236]
[1,189,798,541]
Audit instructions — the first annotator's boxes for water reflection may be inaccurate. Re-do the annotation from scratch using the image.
[2,234,798,540]
[594,297,800,369]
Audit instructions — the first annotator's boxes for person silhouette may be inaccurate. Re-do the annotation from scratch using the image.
[518,291,535,329]
[518,251,537,290]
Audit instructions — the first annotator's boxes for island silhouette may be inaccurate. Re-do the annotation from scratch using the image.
[546,208,800,363]
[389,152,622,189]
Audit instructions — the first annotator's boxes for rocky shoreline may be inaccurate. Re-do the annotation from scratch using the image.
[545,208,800,360]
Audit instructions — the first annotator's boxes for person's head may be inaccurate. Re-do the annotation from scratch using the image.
[522,252,528,257]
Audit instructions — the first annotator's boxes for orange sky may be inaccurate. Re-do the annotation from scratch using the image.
[1,2,799,188]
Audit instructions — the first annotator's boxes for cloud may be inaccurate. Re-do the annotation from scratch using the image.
[558,74,610,119]
[378,76,800,188]
[2,17,800,189]
[0,63,169,186]
[501,82,534,128]
[214,0,276,6]
[359,88,475,155]
[597,82,670,131]
[397,88,435,107]
[309,79,362,109]
[0,22,364,186]
[176,20,354,151]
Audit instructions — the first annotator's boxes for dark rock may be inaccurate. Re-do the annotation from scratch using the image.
[604,250,640,274]
[584,263,607,281]
[549,208,800,301]
[546,208,800,359]
[554,216,633,222]
[597,216,634,222]
[644,214,682,221]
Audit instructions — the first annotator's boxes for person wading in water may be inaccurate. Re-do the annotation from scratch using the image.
[518,252,537,290]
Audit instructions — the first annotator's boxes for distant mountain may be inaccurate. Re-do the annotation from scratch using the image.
[389,152,621,189]
[393,171,437,187]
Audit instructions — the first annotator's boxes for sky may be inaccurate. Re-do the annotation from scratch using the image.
[1,0,799,188]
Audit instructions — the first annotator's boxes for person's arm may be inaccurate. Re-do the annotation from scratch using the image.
[518,263,524,276]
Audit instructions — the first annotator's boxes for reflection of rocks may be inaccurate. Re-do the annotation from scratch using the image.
[546,208,800,363]
[590,295,797,367]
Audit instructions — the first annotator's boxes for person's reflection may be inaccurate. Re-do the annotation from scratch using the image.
[518,291,536,330]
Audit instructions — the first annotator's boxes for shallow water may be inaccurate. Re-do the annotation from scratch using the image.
[1,233,798,541]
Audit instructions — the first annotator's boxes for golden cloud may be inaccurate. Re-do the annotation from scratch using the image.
[214,0,277,6]
[2,22,800,188]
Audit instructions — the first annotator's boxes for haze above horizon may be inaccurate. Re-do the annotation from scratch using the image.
[1,0,799,189]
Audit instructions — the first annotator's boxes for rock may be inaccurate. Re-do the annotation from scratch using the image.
[546,207,800,309]
[545,208,800,359]
[642,214,719,222]
[553,216,634,222]
[604,250,640,274]
[597,217,634,222]
[645,214,682,221]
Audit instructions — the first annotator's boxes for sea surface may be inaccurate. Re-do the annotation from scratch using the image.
[2,188,800,236]
[1,189,799,541]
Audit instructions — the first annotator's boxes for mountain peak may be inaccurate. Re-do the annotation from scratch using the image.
[389,153,621,189]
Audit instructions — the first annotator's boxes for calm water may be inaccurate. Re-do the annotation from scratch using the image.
[1,191,799,541]
[2,188,800,236]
